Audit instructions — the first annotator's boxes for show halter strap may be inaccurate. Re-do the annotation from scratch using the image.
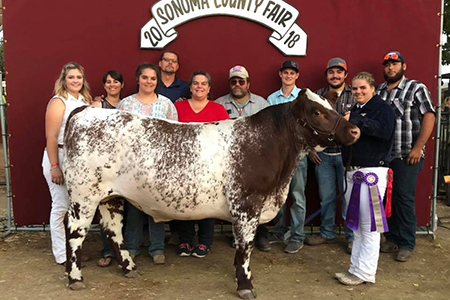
[384,168,393,218]
[345,171,364,231]
[365,172,389,233]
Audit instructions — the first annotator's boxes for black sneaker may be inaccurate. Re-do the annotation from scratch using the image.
[192,244,210,258]
[178,243,193,257]
[255,236,271,252]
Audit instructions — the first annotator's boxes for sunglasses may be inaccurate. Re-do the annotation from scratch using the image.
[229,79,246,86]
[383,53,399,60]
[162,57,178,63]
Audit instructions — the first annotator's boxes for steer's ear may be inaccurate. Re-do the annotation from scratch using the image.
[323,91,338,107]
[291,89,307,119]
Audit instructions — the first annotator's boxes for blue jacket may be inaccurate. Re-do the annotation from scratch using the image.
[342,94,395,167]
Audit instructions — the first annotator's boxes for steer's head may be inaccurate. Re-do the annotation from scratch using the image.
[291,89,360,149]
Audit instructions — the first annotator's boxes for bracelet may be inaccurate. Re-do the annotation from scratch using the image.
[51,162,59,167]
[50,165,60,171]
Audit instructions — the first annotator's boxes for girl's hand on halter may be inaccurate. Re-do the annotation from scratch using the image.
[344,111,350,121]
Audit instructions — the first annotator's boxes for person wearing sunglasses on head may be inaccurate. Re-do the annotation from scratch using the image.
[377,51,435,263]
[215,65,269,119]
[156,50,190,103]
[265,60,307,255]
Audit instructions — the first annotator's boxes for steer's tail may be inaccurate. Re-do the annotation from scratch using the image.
[63,105,89,141]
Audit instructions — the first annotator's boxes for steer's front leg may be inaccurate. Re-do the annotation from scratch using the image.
[231,203,260,299]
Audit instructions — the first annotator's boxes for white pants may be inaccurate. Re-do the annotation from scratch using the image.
[42,149,67,264]
[345,167,388,283]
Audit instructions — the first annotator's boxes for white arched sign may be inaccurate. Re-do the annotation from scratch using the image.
[140,0,307,56]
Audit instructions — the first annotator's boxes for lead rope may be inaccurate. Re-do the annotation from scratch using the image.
[341,145,353,198]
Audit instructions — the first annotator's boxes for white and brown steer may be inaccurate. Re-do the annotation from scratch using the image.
[63,89,360,299]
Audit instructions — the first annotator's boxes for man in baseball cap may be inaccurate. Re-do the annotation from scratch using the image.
[216,65,268,119]
[306,57,355,254]
[266,60,307,254]
[378,51,435,262]
[382,51,405,64]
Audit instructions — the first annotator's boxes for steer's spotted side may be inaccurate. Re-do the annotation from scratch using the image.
[63,89,360,298]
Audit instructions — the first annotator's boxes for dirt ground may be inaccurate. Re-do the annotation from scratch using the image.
[1,193,450,300]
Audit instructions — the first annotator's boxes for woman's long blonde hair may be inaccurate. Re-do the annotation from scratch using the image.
[53,62,92,103]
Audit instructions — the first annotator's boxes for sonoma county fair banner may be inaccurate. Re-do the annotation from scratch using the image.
[141,0,307,56]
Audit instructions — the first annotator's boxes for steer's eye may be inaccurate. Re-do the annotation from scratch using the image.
[314,111,321,116]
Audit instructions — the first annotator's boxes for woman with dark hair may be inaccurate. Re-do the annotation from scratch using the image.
[96,70,125,267]
[119,63,178,264]
[42,62,98,265]
[100,70,124,109]
[175,71,229,258]
[335,72,395,285]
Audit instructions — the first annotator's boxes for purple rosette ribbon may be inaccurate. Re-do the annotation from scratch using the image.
[345,171,364,231]
[365,172,389,233]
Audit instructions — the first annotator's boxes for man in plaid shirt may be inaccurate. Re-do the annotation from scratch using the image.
[377,51,435,262]
[307,58,355,254]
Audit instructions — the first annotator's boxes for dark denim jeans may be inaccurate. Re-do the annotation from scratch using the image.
[123,202,165,257]
[271,157,308,243]
[315,152,354,242]
[384,158,424,251]
[178,218,215,248]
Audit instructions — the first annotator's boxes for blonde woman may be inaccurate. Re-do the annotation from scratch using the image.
[42,62,98,264]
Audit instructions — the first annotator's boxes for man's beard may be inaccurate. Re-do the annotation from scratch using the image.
[329,79,344,90]
[384,68,404,84]
[231,87,248,99]
[162,68,175,74]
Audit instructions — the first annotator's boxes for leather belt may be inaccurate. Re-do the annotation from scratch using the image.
[348,166,366,171]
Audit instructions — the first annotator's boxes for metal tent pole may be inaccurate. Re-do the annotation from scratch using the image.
[0,70,13,238]
[431,0,445,239]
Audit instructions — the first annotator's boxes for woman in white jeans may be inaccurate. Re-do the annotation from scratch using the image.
[42,62,98,264]
[336,72,395,285]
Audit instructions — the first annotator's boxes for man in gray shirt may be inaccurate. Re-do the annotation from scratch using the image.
[216,65,269,119]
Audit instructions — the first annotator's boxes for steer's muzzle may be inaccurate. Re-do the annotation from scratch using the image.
[346,126,360,146]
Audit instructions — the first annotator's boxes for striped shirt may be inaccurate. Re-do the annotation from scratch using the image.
[315,84,355,154]
[377,76,435,159]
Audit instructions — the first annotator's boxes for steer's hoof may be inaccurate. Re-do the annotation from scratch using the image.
[69,281,86,290]
[124,269,141,278]
[237,289,257,299]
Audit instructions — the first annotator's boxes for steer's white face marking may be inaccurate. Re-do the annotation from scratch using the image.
[305,88,333,110]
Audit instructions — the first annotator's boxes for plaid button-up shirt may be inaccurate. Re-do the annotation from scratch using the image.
[377,76,435,160]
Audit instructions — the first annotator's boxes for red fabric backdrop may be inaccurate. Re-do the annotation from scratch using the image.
[3,0,441,226]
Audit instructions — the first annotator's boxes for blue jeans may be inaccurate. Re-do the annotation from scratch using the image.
[385,158,424,251]
[179,218,215,248]
[315,152,354,242]
[124,202,165,257]
[272,157,307,243]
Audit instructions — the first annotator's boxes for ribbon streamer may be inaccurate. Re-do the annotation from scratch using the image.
[384,169,393,218]
[345,171,364,231]
[365,173,389,233]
